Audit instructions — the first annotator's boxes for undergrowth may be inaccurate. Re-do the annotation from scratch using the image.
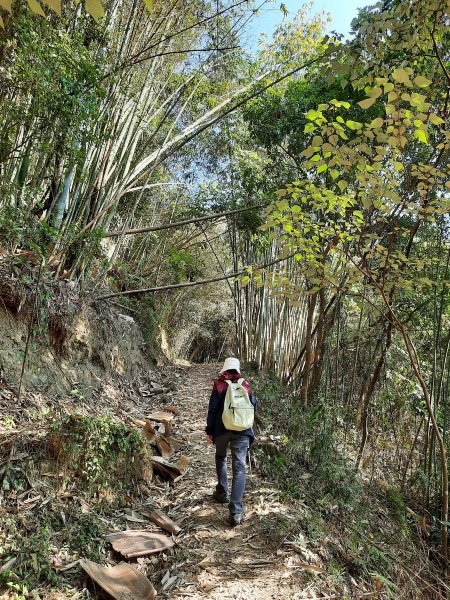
[48,413,152,499]
[0,506,109,591]
[249,368,437,598]
[0,414,152,593]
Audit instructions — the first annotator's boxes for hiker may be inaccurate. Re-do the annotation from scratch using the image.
[205,357,256,526]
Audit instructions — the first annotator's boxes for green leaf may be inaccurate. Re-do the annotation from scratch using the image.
[392,68,411,85]
[368,117,384,128]
[85,0,105,20]
[358,97,377,109]
[317,163,328,174]
[414,128,428,144]
[337,180,348,192]
[330,169,339,180]
[306,109,319,121]
[367,86,382,98]
[414,75,432,88]
[429,113,444,126]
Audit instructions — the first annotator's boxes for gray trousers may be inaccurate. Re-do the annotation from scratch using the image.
[215,431,250,514]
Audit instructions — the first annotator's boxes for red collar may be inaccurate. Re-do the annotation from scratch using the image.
[218,371,241,383]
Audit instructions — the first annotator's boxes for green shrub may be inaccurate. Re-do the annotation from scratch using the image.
[385,487,406,523]
[256,384,361,507]
[48,413,151,500]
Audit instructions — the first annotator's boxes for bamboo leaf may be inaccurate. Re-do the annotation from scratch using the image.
[0,0,11,13]
[143,0,154,11]
[42,0,61,14]
[27,0,46,16]
[85,0,105,20]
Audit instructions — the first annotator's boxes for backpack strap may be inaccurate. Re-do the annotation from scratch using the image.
[237,378,244,385]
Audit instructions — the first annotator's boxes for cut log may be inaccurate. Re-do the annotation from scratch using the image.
[80,559,156,600]
[108,530,174,558]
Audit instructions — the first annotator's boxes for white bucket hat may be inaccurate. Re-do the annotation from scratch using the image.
[219,357,241,374]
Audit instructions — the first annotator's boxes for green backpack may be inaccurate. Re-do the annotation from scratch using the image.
[222,378,254,431]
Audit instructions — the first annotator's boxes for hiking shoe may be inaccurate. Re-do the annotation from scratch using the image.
[229,512,245,527]
[212,490,229,504]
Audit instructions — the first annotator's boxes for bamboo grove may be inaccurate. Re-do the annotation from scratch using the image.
[1,0,450,571]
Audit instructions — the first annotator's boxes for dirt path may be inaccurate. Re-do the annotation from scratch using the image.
[148,364,333,600]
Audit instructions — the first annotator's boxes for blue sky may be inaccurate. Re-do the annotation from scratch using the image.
[246,0,375,47]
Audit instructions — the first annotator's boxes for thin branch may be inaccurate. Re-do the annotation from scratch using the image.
[99,0,253,82]
[124,45,240,69]
[94,253,295,301]
[105,203,266,237]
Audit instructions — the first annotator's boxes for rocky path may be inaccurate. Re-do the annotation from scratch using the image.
[150,364,334,600]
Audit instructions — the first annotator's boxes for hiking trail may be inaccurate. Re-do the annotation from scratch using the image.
[142,363,335,600]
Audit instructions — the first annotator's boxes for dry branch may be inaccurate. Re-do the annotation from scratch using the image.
[94,253,295,301]
[105,203,265,238]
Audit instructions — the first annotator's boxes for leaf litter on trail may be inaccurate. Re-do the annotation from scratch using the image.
[196,570,220,593]
[123,509,149,523]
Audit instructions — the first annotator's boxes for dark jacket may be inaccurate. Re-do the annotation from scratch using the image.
[205,371,256,441]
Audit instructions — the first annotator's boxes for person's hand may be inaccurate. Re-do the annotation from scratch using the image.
[206,435,214,445]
